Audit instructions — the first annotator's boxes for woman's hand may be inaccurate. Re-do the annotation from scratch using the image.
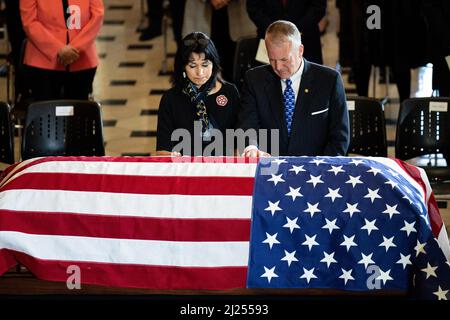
[57,45,80,66]
[155,150,182,157]
[210,0,231,10]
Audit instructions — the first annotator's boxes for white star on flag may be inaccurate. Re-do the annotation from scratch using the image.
[272,159,288,165]
[343,202,361,218]
[283,217,300,233]
[433,286,449,300]
[340,235,357,252]
[306,174,324,187]
[376,269,393,285]
[328,165,345,175]
[281,250,298,266]
[285,186,303,201]
[304,202,321,217]
[402,195,413,205]
[414,240,427,257]
[396,253,412,270]
[325,187,342,202]
[364,188,382,203]
[302,234,319,251]
[361,218,378,235]
[320,251,337,268]
[358,253,375,269]
[349,159,364,166]
[379,236,397,252]
[300,267,317,283]
[367,167,382,176]
[262,232,280,249]
[388,169,400,177]
[385,179,398,189]
[383,204,400,219]
[400,220,417,236]
[260,266,278,283]
[322,218,340,234]
[339,268,355,285]
[310,159,326,166]
[289,165,305,175]
[345,175,363,188]
[421,263,438,279]
[265,200,282,216]
[267,174,285,186]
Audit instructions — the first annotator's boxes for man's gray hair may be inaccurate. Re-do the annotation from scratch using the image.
[265,20,302,48]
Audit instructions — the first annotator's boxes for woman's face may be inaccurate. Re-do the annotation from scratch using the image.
[185,52,213,88]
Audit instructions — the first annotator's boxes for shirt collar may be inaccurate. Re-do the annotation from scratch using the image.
[282,58,304,83]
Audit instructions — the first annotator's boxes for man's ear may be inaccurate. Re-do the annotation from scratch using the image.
[298,44,304,58]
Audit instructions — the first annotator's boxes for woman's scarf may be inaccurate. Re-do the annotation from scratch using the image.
[182,79,214,138]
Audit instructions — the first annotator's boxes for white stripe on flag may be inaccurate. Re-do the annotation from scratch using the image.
[0,190,253,219]
[370,157,426,200]
[0,231,249,267]
[3,161,257,185]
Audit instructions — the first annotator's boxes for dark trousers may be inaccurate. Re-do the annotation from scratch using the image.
[432,55,450,96]
[210,7,236,82]
[28,67,97,101]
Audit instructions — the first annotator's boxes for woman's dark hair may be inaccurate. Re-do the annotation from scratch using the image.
[173,32,222,89]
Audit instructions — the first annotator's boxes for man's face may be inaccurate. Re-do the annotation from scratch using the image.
[265,37,303,79]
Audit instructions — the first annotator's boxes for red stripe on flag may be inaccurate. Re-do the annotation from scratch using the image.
[7,250,247,290]
[2,173,255,196]
[394,159,444,237]
[0,210,251,241]
[0,156,258,188]
[0,249,17,275]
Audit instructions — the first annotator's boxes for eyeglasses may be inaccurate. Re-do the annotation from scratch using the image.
[183,38,210,47]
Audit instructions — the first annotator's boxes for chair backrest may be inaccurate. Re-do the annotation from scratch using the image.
[232,36,261,92]
[347,96,387,157]
[395,97,450,161]
[21,100,105,160]
[0,102,15,164]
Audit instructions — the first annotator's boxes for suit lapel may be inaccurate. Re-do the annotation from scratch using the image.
[290,60,313,142]
[263,70,289,146]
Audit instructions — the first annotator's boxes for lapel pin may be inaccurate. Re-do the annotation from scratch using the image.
[304,89,309,93]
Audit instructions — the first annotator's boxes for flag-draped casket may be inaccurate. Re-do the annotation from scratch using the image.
[0,156,448,299]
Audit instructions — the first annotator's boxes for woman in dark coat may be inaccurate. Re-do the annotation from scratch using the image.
[156,32,241,156]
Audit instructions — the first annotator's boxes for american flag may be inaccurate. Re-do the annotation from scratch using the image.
[0,156,448,298]
[0,156,257,290]
[247,157,450,300]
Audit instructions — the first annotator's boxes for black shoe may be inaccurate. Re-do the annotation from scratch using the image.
[139,27,162,41]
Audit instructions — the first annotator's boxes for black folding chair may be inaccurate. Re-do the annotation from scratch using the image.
[232,36,262,92]
[0,101,14,164]
[395,97,450,197]
[346,96,387,157]
[21,100,105,160]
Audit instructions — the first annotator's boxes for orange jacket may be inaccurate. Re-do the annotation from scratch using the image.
[20,0,104,71]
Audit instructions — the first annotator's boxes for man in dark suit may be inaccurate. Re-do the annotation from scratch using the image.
[238,20,349,157]
[247,0,326,64]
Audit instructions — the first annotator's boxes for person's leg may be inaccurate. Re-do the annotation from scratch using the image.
[210,6,236,82]
[391,65,411,103]
[28,67,64,101]
[432,56,450,97]
[140,0,163,41]
[63,68,97,100]
[353,63,372,97]
[4,0,26,99]
[169,0,185,49]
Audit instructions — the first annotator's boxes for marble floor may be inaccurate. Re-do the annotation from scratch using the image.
[0,0,434,159]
